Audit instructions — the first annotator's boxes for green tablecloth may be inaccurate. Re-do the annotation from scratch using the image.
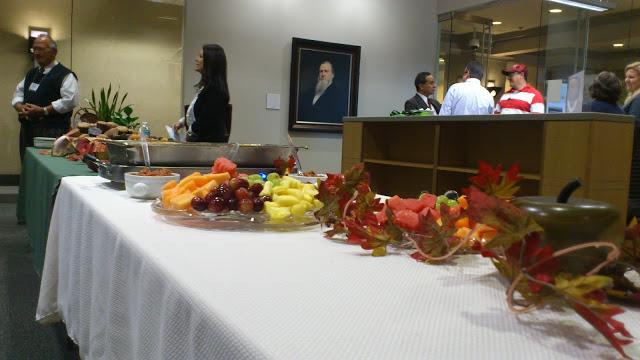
[16,147,96,274]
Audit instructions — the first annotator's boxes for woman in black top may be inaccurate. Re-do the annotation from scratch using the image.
[174,44,230,142]
[582,71,623,114]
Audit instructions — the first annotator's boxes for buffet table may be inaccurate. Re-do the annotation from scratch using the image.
[37,176,640,359]
[17,147,96,274]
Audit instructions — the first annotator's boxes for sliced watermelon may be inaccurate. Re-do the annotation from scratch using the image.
[418,193,437,209]
[419,207,440,220]
[387,195,436,213]
[212,157,238,177]
[393,209,420,231]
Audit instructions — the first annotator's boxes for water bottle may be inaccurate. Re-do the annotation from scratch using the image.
[139,121,151,140]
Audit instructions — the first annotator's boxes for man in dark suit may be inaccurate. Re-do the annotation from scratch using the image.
[299,60,348,123]
[404,72,441,114]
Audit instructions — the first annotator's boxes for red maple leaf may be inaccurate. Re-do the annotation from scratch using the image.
[572,303,634,359]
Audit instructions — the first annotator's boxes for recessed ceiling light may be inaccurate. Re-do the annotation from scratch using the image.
[439,58,445,64]
[549,8,563,13]
[613,43,624,47]
[492,21,502,25]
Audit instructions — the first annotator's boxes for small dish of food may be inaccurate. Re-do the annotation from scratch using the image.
[124,168,180,199]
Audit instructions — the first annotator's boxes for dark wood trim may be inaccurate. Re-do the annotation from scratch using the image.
[0,175,19,186]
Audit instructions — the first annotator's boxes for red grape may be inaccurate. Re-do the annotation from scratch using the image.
[204,190,217,204]
[238,198,253,214]
[191,196,207,211]
[236,178,250,189]
[234,187,250,200]
[248,183,263,195]
[217,183,232,200]
[253,197,264,212]
[226,197,238,211]
[208,197,227,213]
[230,178,249,190]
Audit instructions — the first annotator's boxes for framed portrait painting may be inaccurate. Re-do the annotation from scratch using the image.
[289,37,360,133]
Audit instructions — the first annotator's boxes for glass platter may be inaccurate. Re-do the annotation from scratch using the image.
[151,199,319,231]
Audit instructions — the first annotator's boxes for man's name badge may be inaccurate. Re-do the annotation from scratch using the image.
[28,83,40,92]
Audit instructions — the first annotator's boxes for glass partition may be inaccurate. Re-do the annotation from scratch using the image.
[436,12,492,102]
[445,0,638,112]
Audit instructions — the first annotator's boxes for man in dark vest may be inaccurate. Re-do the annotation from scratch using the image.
[12,34,79,160]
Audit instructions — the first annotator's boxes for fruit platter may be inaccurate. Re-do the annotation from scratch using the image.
[152,157,324,230]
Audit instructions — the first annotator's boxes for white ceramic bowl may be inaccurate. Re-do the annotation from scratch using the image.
[124,172,180,199]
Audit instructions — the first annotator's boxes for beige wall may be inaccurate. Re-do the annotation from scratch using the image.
[0,0,71,174]
[0,0,183,175]
[71,0,183,138]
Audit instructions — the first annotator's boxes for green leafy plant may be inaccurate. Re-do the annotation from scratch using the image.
[77,84,139,129]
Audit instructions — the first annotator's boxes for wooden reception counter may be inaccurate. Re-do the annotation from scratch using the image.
[342,113,635,218]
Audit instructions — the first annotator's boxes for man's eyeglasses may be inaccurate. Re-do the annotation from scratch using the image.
[30,46,50,54]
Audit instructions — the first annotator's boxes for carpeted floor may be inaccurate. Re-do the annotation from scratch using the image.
[0,202,79,359]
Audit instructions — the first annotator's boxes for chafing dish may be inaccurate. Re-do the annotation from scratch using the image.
[102,140,306,167]
[84,154,276,183]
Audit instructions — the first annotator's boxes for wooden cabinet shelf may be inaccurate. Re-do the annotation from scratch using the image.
[437,166,541,180]
[363,158,434,169]
[342,114,635,228]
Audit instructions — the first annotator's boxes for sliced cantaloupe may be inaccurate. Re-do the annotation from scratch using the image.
[180,172,202,184]
[193,173,216,186]
[176,179,197,191]
[162,180,177,191]
[170,192,195,210]
[194,179,219,198]
[208,172,230,184]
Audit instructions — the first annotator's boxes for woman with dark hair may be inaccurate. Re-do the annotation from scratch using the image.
[582,71,623,114]
[173,44,230,142]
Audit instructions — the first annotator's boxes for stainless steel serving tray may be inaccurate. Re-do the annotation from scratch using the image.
[92,161,275,183]
[102,140,306,167]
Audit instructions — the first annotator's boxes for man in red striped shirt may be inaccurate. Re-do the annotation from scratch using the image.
[495,64,545,114]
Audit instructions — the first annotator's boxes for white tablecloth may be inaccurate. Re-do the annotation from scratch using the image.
[37,176,640,360]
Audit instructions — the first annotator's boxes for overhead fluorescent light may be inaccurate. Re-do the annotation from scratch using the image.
[549,8,563,13]
[439,58,445,64]
[547,0,615,12]
[613,43,624,47]
[492,21,502,25]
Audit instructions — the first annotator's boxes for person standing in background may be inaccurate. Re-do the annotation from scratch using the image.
[11,34,79,160]
[624,62,640,122]
[494,64,544,114]
[173,44,230,142]
[582,71,624,114]
[623,62,640,220]
[439,61,494,116]
[404,72,441,114]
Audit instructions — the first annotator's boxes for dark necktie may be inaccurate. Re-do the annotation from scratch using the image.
[33,67,45,84]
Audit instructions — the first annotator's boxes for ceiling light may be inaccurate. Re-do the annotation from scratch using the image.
[549,8,563,13]
[492,21,502,25]
[547,0,615,12]
[613,43,624,47]
[439,58,445,64]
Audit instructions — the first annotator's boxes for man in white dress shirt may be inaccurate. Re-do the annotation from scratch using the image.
[11,34,79,159]
[439,61,494,116]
